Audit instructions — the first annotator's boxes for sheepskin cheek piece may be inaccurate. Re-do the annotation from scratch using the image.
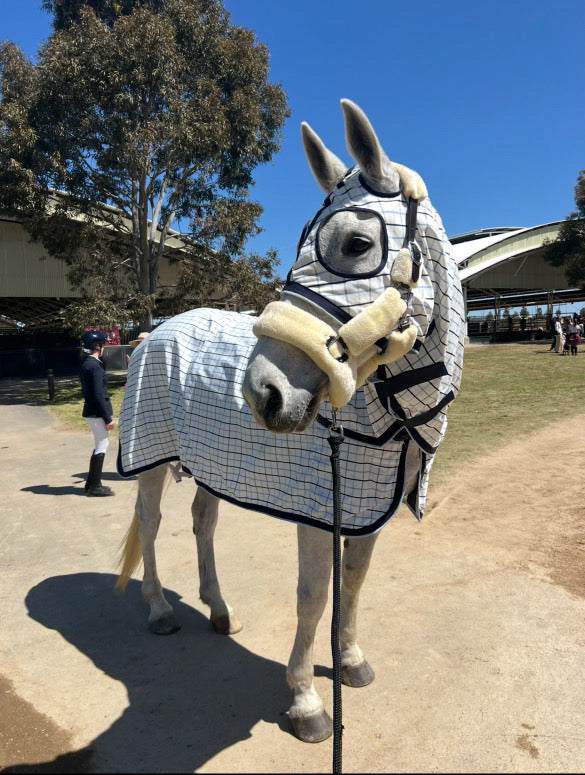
[252,302,357,408]
[253,288,417,408]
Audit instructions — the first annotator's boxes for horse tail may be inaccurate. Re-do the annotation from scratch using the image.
[115,509,142,592]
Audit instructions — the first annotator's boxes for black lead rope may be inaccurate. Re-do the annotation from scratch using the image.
[328,410,345,775]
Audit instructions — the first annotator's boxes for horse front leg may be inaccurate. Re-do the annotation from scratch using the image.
[138,466,181,635]
[191,487,242,635]
[287,524,333,743]
[340,534,378,687]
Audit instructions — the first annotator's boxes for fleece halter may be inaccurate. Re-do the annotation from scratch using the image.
[253,166,428,408]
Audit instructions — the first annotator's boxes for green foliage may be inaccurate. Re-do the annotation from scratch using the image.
[1,0,289,329]
[41,0,167,31]
[166,247,281,313]
[544,170,585,288]
[0,44,39,215]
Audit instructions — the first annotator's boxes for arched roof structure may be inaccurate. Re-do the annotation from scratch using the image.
[451,222,584,312]
[2,208,582,328]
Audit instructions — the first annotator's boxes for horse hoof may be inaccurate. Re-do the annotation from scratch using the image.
[290,710,333,743]
[342,659,375,687]
[148,613,181,635]
[211,613,243,635]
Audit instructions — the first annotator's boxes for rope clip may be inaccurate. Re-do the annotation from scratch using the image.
[329,409,345,444]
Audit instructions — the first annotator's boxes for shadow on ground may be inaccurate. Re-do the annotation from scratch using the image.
[0,376,127,407]
[2,573,304,773]
[0,378,54,406]
[20,485,88,497]
[21,470,133,496]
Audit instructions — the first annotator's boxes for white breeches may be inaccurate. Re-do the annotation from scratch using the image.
[86,417,109,455]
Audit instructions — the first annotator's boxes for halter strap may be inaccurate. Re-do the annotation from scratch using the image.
[281,281,352,325]
[404,198,421,284]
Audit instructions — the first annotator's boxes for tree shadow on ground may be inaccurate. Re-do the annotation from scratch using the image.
[0,375,127,407]
[6,573,307,773]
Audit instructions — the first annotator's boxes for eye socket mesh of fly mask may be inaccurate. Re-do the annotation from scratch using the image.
[315,207,388,278]
[286,171,432,319]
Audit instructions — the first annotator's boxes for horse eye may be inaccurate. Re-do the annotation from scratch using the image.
[345,236,372,255]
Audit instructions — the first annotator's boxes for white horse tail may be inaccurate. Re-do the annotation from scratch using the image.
[116,509,141,592]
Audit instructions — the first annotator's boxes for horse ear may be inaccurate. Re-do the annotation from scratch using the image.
[301,122,347,194]
[341,99,401,194]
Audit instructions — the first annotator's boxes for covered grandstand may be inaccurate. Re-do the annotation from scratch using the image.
[1,212,583,373]
[452,221,584,314]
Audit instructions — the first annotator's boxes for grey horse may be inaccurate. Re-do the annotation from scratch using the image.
[116,99,465,743]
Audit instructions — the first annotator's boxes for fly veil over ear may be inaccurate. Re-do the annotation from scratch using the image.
[253,99,429,408]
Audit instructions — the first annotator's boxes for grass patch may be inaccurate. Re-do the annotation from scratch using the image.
[30,377,127,435]
[35,342,585,475]
[431,342,585,485]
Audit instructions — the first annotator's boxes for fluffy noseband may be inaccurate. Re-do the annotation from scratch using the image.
[253,288,417,408]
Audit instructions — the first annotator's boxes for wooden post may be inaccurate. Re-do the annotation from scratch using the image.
[47,369,55,401]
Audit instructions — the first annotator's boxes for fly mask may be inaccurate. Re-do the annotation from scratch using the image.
[253,164,434,408]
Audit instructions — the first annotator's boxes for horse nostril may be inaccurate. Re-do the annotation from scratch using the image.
[307,394,321,415]
[264,384,283,417]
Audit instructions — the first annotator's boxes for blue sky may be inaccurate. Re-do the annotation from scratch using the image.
[3,0,585,282]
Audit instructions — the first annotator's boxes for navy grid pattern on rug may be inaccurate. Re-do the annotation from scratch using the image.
[118,176,464,536]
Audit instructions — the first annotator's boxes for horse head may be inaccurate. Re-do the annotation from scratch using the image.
[243,99,431,433]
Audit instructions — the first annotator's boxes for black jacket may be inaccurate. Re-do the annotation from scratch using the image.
[80,355,113,424]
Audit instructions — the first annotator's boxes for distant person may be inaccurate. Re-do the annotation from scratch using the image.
[80,330,115,497]
[126,331,149,365]
[554,317,564,354]
[566,318,579,356]
[562,317,571,355]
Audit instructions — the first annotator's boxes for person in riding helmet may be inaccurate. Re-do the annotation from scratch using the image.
[80,329,115,497]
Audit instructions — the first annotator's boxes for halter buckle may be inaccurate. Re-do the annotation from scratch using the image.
[409,241,422,283]
[326,335,349,363]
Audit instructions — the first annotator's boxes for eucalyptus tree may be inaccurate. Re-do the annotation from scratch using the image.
[0,0,288,330]
[545,170,585,291]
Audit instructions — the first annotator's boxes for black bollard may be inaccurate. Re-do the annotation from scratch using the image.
[47,368,55,401]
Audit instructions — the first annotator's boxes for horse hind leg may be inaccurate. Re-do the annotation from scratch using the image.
[137,465,181,635]
[339,533,378,687]
[192,487,242,635]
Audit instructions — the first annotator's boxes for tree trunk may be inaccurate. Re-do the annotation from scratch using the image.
[138,310,153,332]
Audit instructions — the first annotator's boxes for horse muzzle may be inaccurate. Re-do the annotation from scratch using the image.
[253,288,418,408]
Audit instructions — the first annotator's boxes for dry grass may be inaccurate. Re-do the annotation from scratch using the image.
[431,342,585,485]
[32,342,585,475]
[29,376,127,435]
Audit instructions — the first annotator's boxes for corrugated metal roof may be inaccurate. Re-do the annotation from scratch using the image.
[451,229,526,265]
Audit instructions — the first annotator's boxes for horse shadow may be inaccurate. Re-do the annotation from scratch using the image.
[17,572,307,773]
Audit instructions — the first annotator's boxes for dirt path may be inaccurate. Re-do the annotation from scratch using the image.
[1,405,584,773]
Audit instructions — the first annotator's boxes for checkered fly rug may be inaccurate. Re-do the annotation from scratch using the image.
[118,200,464,535]
[118,179,464,536]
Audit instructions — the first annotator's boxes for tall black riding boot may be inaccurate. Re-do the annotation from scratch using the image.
[86,452,114,497]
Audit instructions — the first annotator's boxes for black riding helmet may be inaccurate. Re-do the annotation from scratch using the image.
[81,330,106,349]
